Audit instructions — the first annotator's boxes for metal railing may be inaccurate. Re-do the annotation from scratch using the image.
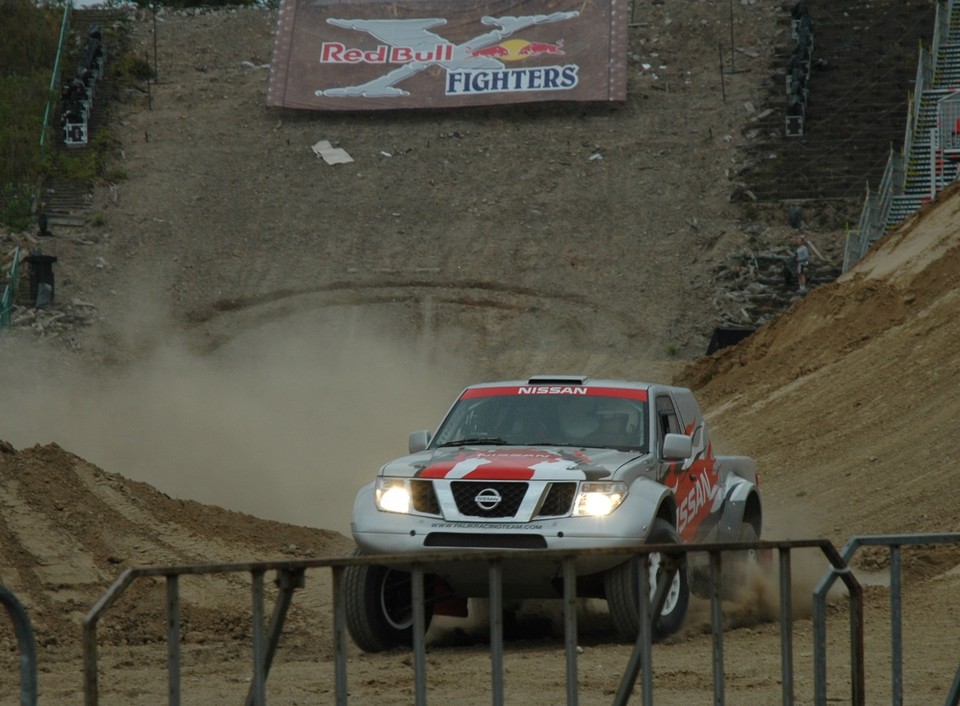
[906,46,935,163]
[814,532,960,706]
[1,246,21,330]
[844,148,904,271]
[848,0,955,272]
[84,538,864,706]
[937,91,960,153]
[40,3,73,160]
[0,584,38,706]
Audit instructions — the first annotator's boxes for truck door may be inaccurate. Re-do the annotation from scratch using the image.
[655,395,714,542]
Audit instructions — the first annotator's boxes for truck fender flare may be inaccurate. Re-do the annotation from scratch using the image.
[628,477,677,535]
[717,479,761,542]
[717,455,757,484]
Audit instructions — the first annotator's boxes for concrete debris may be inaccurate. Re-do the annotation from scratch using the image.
[710,233,842,330]
[9,301,99,346]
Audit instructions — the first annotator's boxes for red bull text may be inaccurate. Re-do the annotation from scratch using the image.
[320,42,454,64]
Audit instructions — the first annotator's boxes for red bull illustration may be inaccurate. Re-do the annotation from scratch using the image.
[518,39,565,56]
[467,38,564,60]
[468,44,510,59]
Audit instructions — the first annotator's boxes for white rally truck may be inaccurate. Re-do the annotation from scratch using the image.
[346,375,762,652]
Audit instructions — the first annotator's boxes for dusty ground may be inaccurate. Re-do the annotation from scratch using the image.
[1,2,959,704]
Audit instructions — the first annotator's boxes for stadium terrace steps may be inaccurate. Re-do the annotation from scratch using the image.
[740,1,936,206]
[42,8,127,227]
[881,6,960,236]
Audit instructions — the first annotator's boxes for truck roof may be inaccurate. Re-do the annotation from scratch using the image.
[463,375,690,394]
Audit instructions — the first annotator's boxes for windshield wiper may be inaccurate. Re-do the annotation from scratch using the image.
[437,437,509,447]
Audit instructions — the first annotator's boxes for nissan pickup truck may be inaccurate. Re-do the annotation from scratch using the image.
[346,375,762,652]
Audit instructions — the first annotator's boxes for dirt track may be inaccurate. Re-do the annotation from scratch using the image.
[1,3,959,704]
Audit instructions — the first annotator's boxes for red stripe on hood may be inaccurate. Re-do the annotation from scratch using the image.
[419,450,563,479]
[461,467,535,480]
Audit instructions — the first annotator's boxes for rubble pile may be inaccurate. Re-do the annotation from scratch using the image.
[710,225,843,330]
[7,300,98,349]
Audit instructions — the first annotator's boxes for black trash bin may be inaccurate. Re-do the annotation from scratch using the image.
[24,253,58,308]
[706,326,755,356]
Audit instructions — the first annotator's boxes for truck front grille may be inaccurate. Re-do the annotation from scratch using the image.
[424,532,547,549]
[534,482,577,517]
[411,480,440,514]
[451,481,527,518]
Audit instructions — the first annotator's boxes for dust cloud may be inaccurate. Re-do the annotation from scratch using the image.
[0,306,473,536]
[681,502,847,636]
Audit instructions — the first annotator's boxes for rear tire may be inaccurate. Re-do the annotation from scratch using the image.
[344,558,434,653]
[605,518,690,642]
[721,521,760,598]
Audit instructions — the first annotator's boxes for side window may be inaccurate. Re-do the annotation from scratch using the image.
[655,396,681,455]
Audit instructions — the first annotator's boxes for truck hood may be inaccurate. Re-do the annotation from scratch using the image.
[381,446,649,481]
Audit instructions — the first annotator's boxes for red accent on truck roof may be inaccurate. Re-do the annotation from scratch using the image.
[460,386,648,400]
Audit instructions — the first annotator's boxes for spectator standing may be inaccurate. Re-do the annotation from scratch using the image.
[795,235,810,293]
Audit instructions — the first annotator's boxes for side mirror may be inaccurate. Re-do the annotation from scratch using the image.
[408,430,431,454]
[662,433,693,460]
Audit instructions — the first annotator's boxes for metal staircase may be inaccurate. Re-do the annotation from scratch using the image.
[847,0,960,270]
[41,8,126,229]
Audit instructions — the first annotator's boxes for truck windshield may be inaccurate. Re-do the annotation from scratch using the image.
[431,391,648,451]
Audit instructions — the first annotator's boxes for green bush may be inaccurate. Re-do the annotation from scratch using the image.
[51,148,97,183]
[115,53,154,82]
[0,185,36,233]
[0,75,50,187]
[1,0,269,231]
[0,0,60,79]
[0,0,60,231]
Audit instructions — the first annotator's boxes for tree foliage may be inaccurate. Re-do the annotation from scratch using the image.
[0,0,62,229]
[0,0,61,78]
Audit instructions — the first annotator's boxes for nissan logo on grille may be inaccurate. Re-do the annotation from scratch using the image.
[474,488,502,511]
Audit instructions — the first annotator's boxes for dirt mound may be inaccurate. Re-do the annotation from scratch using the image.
[680,181,960,561]
[0,440,351,649]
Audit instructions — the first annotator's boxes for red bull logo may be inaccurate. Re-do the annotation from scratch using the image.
[468,38,565,61]
[519,39,565,57]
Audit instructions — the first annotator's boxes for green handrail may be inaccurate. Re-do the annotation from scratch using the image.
[1,246,22,329]
[40,2,73,160]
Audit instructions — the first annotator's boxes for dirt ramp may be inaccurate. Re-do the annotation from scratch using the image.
[0,441,352,648]
[677,188,960,556]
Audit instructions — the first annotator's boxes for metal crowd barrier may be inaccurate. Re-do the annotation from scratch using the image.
[0,583,38,706]
[814,532,960,706]
[83,538,868,706]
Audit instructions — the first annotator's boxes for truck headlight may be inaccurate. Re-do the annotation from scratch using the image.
[376,478,412,514]
[574,482,627,517]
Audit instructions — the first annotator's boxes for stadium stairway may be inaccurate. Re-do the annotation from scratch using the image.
[41,8,126,229]
[741,0,936,211]
[883,2,960,235]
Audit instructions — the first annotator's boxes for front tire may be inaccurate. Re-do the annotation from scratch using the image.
[344,559,434,652]
[605,518,690,642]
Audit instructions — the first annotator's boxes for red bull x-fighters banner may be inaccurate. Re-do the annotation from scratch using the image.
[266,0,628,110]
